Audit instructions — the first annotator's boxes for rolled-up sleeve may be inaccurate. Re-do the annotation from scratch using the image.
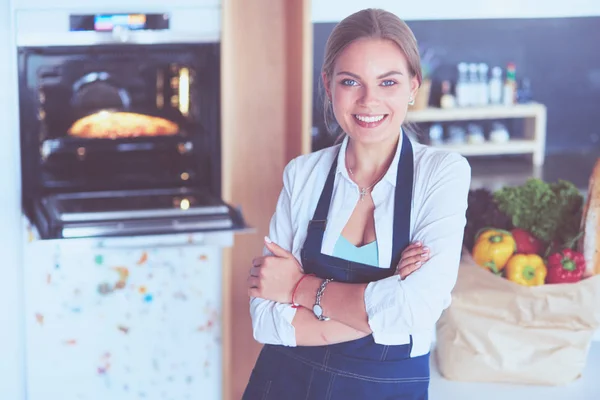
[249,159,298,347]
[364,153,471,343]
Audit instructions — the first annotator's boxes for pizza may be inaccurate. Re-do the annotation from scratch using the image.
[68,111,179,139]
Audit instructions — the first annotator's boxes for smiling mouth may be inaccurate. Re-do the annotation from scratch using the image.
[354,114,386,123]
[353,114,388,127]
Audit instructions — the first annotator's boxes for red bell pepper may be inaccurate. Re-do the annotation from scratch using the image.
[545,248,586,284]
[511,228,543,255]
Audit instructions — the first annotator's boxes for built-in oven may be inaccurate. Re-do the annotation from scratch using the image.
[18,10,246,239]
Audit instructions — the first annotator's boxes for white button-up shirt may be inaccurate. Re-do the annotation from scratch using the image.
[250,133,471,357]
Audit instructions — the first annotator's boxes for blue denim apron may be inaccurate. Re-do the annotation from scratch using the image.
[243,134,430,400]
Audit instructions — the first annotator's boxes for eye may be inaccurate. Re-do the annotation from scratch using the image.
[381,80,397,87]
[341,79,359,86]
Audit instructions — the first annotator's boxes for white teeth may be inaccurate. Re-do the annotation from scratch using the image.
[355,115,385,123]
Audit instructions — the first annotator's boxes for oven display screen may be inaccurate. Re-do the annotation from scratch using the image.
[69,14,170,32]
[94,14,147,32]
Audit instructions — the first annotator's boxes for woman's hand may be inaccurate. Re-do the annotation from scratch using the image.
[396,241,430,279]
[247,237,304,303]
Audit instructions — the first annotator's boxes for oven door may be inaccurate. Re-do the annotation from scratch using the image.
[19,43,221,194]
[32,187,249,239]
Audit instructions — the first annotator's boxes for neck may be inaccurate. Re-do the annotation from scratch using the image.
[345,133,400,183]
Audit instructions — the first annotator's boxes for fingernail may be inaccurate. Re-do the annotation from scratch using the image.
[422,253,428,258]
[415,241,422,246]
[423,247,429,252]
[264,236,272,244]
[415,261,422,267]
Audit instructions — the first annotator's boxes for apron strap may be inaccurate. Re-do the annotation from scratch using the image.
[311,154,338,223]
[304,152,338,249]
[390,134,414,269]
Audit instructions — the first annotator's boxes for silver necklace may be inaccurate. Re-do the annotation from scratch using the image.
[347,166,387,201]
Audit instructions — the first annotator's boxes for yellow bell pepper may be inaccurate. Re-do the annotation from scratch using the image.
[504,254,547,286]
[472,229,516,274]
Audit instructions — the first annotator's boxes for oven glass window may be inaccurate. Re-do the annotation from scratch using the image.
[24,47,217,141]
[20,44,220,192]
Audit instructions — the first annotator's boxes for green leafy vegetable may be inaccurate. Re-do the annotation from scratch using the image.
[493,178,583,249]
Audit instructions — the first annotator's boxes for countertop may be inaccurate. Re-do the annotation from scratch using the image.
[429,341,600,399]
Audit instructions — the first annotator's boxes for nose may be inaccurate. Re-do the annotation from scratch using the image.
[358,86,380,108]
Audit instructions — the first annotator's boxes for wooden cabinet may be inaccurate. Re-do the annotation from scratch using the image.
[23,231,229,400]
[220,1,313,399]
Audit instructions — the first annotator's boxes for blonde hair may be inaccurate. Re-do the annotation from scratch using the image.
[321,8,422,136]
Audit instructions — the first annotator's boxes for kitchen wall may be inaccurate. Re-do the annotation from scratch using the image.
[12,0,219,9]
[0,1,25,399]
[312,0,600,22]
[311,1,600,154]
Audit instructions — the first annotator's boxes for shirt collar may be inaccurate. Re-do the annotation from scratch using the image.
[335,130,404,188]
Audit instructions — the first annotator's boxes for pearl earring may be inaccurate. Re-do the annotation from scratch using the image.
[408,96,415,106]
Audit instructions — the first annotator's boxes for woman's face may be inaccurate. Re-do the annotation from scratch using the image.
[324,38,419,146]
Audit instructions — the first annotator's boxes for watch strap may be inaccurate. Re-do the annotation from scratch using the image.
[313,278,333,321]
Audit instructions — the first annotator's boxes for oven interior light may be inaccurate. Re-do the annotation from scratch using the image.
[178,67,190,117]
[156,71,164,109]
[180,198,190,210]
[76,147,87,161]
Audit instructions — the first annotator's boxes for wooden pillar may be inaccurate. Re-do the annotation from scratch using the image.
[220,1,312,399]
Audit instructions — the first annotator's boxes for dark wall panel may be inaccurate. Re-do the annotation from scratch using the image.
[312,17,600,154]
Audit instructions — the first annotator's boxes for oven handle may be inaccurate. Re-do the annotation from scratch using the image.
[49,232,237,251]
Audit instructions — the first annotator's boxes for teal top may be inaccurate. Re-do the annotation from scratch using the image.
[332,235,379,267]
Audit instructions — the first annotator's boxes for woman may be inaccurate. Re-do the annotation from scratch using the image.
[244,8,470,400]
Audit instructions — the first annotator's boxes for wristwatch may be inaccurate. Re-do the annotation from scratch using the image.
[313,278,333,321]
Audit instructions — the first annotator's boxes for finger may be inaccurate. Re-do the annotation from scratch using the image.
[398,262,423,280]
[401,245,428,259]
[406,241,423,250]
[264,236,291,258]
[397,252,429,270]
[252,256,265,267]
[402,242,422,254]
[247,276,260,289]
[396,258,422,275]
[249,266,261,277]
[399,249,425,263]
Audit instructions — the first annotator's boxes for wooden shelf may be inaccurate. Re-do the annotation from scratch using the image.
[431,139,537,156]
[406,103,546,123]
[406,103,547,166]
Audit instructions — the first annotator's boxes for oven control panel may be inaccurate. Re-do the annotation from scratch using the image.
[70,13,170,33]
[15,8,220,46]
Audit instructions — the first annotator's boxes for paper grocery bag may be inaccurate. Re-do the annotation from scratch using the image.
[435,249,600,386]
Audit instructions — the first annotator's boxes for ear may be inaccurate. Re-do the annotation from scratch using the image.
[410,76,420,99]
[322,72,332,101]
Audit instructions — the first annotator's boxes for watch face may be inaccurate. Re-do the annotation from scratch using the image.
[313,304,323,317]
